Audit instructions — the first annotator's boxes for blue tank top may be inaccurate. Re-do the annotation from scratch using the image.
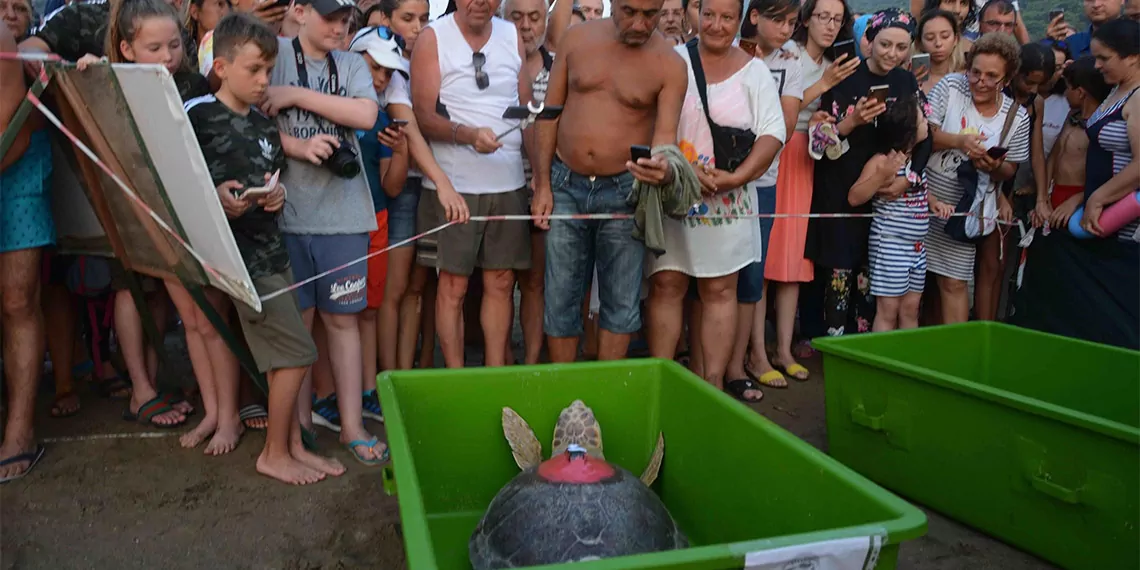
[1086,86,1138,242]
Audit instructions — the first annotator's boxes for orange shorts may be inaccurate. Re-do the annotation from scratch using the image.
[367,210,389,310]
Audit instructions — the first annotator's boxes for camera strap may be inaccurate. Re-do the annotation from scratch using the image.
[291,37,346,139]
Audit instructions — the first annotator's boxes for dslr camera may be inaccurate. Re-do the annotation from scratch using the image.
[325,139,360,179]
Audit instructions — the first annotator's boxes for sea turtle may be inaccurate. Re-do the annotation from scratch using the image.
[469,400,688,569]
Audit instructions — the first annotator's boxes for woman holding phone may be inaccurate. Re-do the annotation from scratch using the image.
[923,32,1030,324]
[915,9,965,93]
[805,8,929,337]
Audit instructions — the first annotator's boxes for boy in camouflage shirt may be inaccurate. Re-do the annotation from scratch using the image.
[185,13,344,485]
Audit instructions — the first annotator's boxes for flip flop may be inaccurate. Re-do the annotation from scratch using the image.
[50,391,81,418]
[745,358,788,389]
[0,444,45,484]
[724,379,764,403]
[239,404,269,431]
[161,388,196,417]
[344,437,389,466]
[123,396,187,429]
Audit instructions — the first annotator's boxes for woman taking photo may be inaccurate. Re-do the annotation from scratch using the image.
[972,41,1053,322]
[915,9,964,93]
[805,8,928,337]
[645,0,786,402]
[924,32,1030,324]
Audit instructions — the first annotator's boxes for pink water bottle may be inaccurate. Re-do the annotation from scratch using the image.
[1069,191,1140,238]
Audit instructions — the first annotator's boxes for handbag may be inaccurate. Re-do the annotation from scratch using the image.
[685,39,755,173]
[944,96,1019,244]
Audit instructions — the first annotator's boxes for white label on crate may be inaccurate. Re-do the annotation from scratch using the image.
[744,535,884,570]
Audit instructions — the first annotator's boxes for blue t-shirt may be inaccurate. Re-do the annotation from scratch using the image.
[1066,27,1093,58]
[357,110,395,214]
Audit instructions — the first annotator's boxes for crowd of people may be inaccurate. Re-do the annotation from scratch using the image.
[0,0,1137,485]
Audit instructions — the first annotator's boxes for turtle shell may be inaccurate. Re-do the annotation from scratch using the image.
[469,453,688,569]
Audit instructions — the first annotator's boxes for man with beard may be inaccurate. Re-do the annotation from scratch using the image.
[530,0,686,362]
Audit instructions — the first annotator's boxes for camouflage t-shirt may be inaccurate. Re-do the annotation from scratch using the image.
[184,95,290,279]
[35,0,109,60]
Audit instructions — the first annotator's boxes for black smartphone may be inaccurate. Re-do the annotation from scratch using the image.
[501,105,564,120]
[630,145,652,162]
[987,146,1009,159]
[868,84,890,104]
[824,39,857,63]
[1048,7,1065,21]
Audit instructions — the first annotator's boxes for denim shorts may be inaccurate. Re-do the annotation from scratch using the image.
[283,233,369,314]
[737,184,777,304]
[544,158,644,337]
[388,177,422,246]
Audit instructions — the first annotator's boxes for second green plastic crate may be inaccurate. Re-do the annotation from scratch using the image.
[814,322,1140,570]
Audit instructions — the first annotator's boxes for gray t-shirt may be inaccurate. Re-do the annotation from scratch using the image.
[271,37,379,235]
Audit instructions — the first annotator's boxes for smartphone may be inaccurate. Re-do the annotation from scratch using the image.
[910,53,931,83]
[824,39,857,63]
[389,119,409,130]
[630,145,652,162]
[868,84,890,104]
[1048,7,1065,21]
[501,105,564,120]
[986,146,1009,159]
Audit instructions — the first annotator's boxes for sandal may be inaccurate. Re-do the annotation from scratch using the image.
[161,388,196,417]
[50,391,81,418]
[0,444,46,484]
[123,396,187,429]
[92,375,132,400]
[344,437,389,466]
[745,356,787,388]
[777,362,810,381]
[724,378,764,403]
[239,404,269,431]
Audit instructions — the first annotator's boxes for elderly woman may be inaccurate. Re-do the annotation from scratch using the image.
[923,32,1031,324]
[645,0,786,400]
[806,8,930,337]
[1,0,33,41]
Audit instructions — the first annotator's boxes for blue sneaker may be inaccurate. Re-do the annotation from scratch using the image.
[311,394,341,432]
[362,390,384,423]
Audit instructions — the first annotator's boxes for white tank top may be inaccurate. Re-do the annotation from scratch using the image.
[423,14,525,195]
[1041,93,1071,156]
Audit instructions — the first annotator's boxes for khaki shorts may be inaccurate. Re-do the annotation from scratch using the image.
[416,187,531,276]
[233,269,318,374]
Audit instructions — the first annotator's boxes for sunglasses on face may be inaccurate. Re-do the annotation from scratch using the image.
[473,51,489,90]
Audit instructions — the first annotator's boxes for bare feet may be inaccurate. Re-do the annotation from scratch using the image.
[204,422,243,456]
[257,452,326,485]
[180,417,217,449]
[290,443,346,476]
[50,392,81,418]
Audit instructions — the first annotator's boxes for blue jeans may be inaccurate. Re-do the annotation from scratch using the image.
[544,159,644,337]
[737,184,777,303]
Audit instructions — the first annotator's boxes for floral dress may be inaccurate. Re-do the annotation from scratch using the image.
[648,63,765,278]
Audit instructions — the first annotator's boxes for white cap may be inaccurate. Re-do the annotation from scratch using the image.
[349,26,409,74]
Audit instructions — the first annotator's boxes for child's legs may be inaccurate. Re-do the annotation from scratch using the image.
[899,292,923,329]
[873,296,901,331]
[380,246,413,371]
[973,229,1005,321]
[360,308,378,389]
[311,318,334,399]
[869,241,907,332]
[166,282,219,418]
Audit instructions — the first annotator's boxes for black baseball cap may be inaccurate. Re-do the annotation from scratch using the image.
[298,0,358,17]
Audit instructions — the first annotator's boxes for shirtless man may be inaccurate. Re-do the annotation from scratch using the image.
[0,23,50,482]
[531,0,686,362]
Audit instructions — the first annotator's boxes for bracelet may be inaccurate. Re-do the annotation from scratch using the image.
[450,122,460,144]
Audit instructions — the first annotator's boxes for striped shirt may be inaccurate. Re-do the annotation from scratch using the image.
[1086,87,1139,243]
[872,161,929,242]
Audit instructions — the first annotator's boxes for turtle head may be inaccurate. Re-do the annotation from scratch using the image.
[551,400,605,460]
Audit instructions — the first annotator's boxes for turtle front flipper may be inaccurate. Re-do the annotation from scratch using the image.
[640,432,665,487]
[502,407,543,470]
[551,400,604,459]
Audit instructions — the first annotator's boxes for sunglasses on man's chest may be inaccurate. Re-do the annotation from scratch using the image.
[473,51,489,90]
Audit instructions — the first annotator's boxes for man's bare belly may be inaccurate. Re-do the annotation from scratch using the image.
[556,100,656,176]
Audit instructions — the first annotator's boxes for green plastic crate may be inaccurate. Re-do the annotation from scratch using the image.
[377,359,926,569]
[813,322,1140,570]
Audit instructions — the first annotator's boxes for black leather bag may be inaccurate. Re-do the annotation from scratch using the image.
[686,39,755,172]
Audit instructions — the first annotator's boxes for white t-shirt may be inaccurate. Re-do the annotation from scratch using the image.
[794,45,829,133]
[755,41,804,187]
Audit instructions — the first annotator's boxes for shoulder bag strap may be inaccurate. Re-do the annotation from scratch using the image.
[998,95,1019,147]
[685,38,717,132]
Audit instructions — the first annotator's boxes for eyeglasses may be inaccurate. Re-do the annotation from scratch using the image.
[811,12,844,26]
[967,67,1003,86]
[473,51,489,90]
